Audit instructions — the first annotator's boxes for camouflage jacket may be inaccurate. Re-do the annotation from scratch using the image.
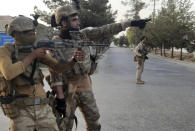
[135,42,148,58]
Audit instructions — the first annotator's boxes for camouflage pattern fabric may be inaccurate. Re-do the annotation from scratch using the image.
[136,59,144,81]
[135,42,147,57]
[9,104,59,131]
[82,22,130,41]
[51,35,91,76]
[49,21,131,131]
[135,42,147,81]
[7,16,35,36]
[58,89,100,131]
[0,42,59,130]
[55,6,78,25]
[0,15,61,131]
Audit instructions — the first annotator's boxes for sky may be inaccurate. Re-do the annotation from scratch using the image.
[109,0,195,22]
[0,0,194,22]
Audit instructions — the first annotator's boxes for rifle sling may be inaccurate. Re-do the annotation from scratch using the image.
[20,59,37,85]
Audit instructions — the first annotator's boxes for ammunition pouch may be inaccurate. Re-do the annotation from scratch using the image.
[1,100,19,119]
[0,72,18,119]
[1,97,49,119]
[0,44,46,119]
[134,56,138,62]
[134,55,143,62]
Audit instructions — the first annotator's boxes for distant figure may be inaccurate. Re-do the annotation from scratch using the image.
[4,24,8,33]
[134,36,149,84]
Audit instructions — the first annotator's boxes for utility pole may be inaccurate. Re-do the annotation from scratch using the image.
[153,0,156,20]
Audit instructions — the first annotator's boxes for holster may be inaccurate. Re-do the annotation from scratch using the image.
[134,56,138,62]
[134,55,142,62]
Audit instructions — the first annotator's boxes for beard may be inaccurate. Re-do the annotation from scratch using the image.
[59,25,80,39]
[59,27,71,39]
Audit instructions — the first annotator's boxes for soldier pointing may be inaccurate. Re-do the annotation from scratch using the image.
[48,4,150,131]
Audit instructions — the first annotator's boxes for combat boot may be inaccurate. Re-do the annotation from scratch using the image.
[136,80,145,84]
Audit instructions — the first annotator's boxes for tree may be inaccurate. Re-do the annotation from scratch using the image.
[34,0,117,28]
[121,0,145,20]
[79,0,117,28]
[34,0,117,47]
[34,0,70,24]
[121,0,147,46]
[78,0,117,45]
[126,28,135,46]
[150,0,160,20]
[143,0,195,59]
[112,35,129,47]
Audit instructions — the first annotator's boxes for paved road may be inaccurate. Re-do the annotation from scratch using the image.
[1,47,195,131]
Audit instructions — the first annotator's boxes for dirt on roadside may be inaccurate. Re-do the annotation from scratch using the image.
[151,50,195,63]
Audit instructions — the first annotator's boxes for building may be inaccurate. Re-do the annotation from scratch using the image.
[0,16,13,31]
[0,16,14,46]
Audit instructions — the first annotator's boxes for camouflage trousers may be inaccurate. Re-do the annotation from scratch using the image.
[10,104,59,131]
[136,59,145,81]
[58,76,101,131]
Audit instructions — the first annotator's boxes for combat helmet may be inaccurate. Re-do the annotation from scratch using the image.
[8,16,35,36]
[55,5,78,25]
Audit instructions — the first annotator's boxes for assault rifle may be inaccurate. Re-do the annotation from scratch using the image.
[16,39,108,50]
[138,48,149,60]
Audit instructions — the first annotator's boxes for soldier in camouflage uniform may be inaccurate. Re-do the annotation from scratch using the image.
[0,16,80,131]
[135,36,148,84]
[49,5,149,131]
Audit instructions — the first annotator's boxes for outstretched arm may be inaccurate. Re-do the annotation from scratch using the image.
[82,19,151,41]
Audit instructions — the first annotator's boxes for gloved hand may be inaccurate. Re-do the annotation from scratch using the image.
[130,19,151,29]
[56,98,66,117]
[74,50,86,61]
[145,56,149,60]
[90,55,97,62]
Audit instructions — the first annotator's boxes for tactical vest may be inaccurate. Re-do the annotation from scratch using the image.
[0,43,44,118]
[5,43,44,87]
